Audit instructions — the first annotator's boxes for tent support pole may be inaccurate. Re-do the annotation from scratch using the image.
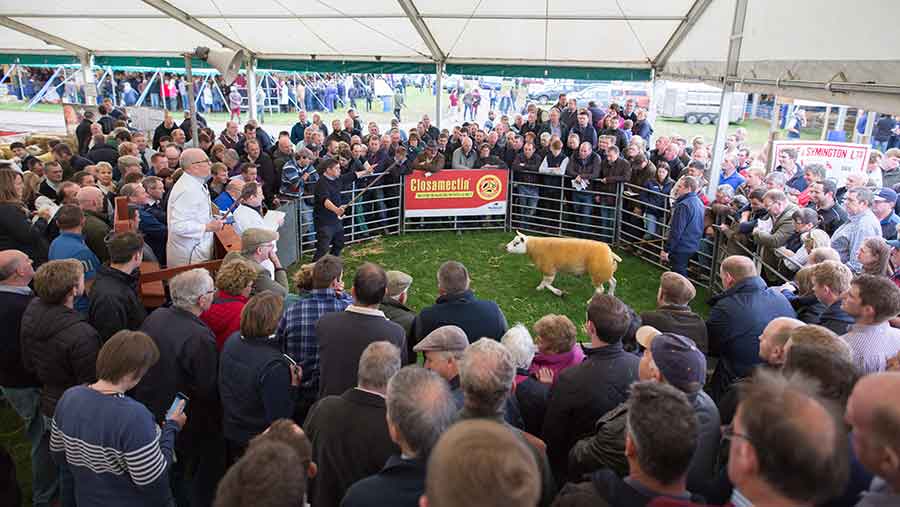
[836,107,848,135]
[435,62,443,129]
[820,105,831,140]
[707,0,748,201]
[749,93,759,119]
[863,109,876,146]
[184,54,199,148]
[769,96,779,133]
[135,70,158,107]
[0,64,16,87]
[247,56,258,122]
[27,65,63,109]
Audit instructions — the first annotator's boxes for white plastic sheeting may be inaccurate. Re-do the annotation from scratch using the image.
[0,0,898,111]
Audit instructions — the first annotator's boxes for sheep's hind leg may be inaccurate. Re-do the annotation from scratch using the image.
[537,274,563,296]
[606,277,617,297]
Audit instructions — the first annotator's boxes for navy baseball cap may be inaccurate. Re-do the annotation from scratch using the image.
[650,333,707,393]
[875,187,898,204]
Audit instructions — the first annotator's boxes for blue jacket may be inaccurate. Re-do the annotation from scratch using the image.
[49,232,100,313]
[707,276,796,377]
[640,178,673,216]
[412,290,508,344]
[666,192,704,254]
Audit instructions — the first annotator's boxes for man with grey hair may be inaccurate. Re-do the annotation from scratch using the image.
[413,260,508,345]
[166,148,225,266]
[222,228,288,297]
[457,338,557,505]
[132,267,223,506]
[222,148,241,176]
[305,341,401,507]
[342,366,456,507]
[832,187,882,272]
[753,189,798,279]
[557,382,704,504]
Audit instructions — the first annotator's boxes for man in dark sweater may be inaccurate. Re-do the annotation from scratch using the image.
[317,262,407,398]
[413,261,508,345]
[542,295,640,483]
[639,271,708,353]
[88,231,148,343]
[131,268,222,507]
[312,158,372,260]
[304,341,401,507]
[0,250,58,506]
[341,366,456,507]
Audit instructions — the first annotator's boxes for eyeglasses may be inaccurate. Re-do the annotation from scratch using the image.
[722,425,754,446]
[191,158,212,166]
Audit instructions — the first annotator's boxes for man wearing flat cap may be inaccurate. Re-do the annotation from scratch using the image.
[222,228,288,298]
[568,327,720,492]
[415,325,524,428]
[380,270,415,338]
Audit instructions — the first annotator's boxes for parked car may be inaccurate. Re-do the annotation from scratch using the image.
[478,77,503,91]
[527,82,596,103]
[570,85,612,109]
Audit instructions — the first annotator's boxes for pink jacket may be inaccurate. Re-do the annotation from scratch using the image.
[528,345,586,384]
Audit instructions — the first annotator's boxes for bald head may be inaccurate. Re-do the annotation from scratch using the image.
[76,186,103,212]
[0,250,32,285]
[846,373,900,486]
[180,148,211,177]
[758,317,805,366]
[721,255,757,286]
[226,178,246,198]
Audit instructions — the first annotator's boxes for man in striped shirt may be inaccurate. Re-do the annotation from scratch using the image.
[841,275,900,375]
[50,331,185,507]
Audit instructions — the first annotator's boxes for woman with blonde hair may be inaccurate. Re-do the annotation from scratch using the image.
[200,259,258,350]
[528,314,584,384]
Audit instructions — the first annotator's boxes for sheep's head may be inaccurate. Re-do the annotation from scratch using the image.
[505,231,528,254]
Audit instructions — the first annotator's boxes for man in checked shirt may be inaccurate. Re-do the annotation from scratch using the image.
[276,254,352,422]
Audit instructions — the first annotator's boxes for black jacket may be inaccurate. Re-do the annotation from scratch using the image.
[152,122,179,150]
[515,369,550,437]
[88,265,147,343]
[413,290,508,345]
[0,203,48,266]
[131,306,219,449]
[0,288,40,388]
[340,455,425,507]
[86,143,119,167]
[245,151,279,207]
[20,298,100,417]
[639,305,708,354]
[816,300,855,335]
[317,309,407,398]
[305,388,399,507]
[75,119,93,154]
[542,343,639,483]
[553,469,706,507]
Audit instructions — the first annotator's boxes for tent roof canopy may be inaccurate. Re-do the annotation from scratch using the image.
[0,0,898,111]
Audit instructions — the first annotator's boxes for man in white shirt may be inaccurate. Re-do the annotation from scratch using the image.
[166,148,224,267]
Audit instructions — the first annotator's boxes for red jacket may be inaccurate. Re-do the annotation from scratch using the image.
[200,290,247,351]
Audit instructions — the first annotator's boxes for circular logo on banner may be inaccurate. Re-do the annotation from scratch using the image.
[476,174,502,201]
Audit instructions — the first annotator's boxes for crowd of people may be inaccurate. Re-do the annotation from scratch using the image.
[0,89,899,507]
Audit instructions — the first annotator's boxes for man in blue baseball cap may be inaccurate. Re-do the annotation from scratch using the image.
[873,187,900,240]
[568,328,720,494]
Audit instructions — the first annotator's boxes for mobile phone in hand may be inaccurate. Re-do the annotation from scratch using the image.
[166,392,190,420]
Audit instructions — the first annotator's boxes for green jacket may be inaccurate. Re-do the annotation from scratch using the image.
[83,210,110,264]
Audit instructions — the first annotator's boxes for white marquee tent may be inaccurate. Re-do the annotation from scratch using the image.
[1,0,899,113]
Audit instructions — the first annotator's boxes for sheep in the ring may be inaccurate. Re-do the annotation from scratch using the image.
[505,231,621,297]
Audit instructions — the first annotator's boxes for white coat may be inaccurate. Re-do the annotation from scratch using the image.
[166,173,215,267]
[232,203,278,277]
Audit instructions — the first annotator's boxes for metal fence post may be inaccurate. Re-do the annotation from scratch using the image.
[557,176,565,237]
[399,175,406,236]
[613,183,623,246]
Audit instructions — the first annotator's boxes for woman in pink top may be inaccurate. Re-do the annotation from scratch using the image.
[528,314,585,384]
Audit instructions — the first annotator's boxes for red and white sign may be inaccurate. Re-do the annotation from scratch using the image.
[404,169,509,218]
[772,141,870,187]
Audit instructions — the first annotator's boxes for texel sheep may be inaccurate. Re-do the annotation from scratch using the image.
[505,231,622,297]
